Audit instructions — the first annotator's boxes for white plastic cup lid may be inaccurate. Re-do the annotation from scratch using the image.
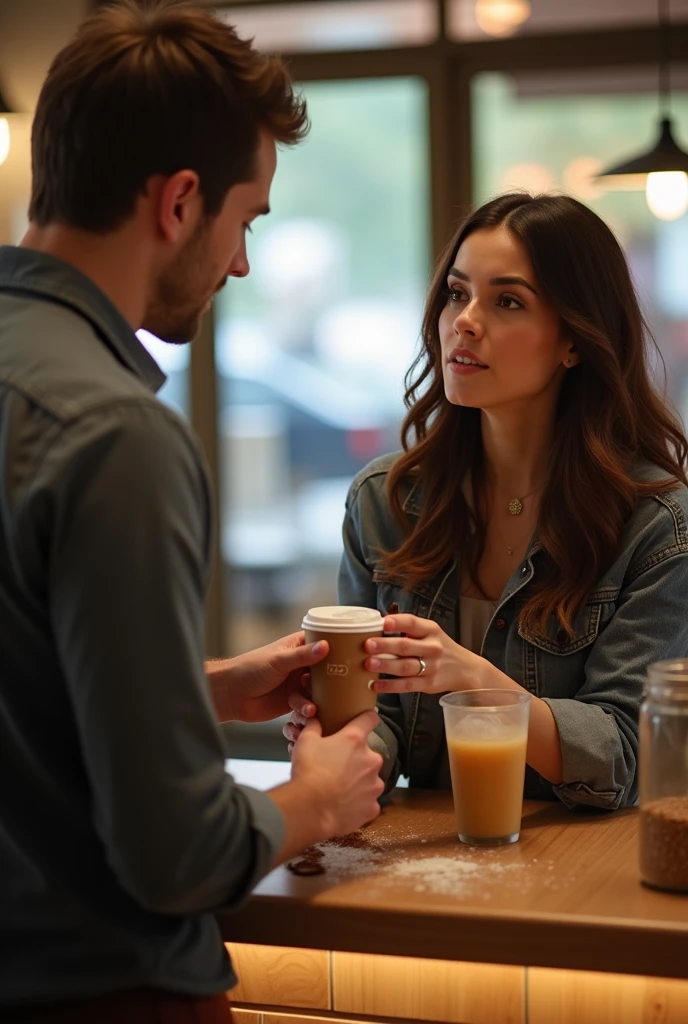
[302,606,384,634]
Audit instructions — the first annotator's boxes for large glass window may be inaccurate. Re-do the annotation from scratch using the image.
[472,70,688,419]
[448,0,688,40]
[137,331,190,418]
[217,1,437,52]
[215,76,430,653]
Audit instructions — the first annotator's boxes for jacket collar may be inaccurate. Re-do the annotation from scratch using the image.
[0,245,166,393]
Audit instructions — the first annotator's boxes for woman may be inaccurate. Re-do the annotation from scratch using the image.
[286,192,688,809]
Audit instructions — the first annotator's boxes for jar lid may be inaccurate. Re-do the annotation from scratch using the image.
[302,606,384,634]
[646,659,688,695]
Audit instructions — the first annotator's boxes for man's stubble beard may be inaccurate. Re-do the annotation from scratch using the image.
[143,220,222,345]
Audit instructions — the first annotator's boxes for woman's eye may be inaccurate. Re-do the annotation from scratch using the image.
[498,294,522,310]
[444,286,466,303]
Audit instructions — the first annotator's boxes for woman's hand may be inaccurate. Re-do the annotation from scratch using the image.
[283,691,317,756]
[362,614,564,784]
[364,613,488,695]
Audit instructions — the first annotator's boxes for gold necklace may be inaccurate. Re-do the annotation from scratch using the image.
[489,487,539,555]
[504,485,540,516]
[493,516,533,556]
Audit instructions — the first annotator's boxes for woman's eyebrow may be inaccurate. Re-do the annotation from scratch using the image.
[448,268,538,296]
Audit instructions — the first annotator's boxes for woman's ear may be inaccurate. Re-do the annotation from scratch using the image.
[563,346,580,369]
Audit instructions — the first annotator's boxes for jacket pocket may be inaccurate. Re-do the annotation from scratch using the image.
[372,568,456,620]
[517,586,618,656]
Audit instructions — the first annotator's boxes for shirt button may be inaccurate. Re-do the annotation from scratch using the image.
[494,617,507,631]
[520,564,529,577]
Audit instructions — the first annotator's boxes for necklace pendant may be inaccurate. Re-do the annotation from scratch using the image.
[508,497,523,515]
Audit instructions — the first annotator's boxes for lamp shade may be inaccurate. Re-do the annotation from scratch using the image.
[598,118,688,177]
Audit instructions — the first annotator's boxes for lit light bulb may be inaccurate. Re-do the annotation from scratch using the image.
[475,0,531,37]
[0,118,9,167]
[645,171,688,221]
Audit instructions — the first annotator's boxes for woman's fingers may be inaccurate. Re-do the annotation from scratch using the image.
[287,690,316,716]
[382,613,436,637]
[365,634,419,658]
[283,721,304,743]
[365,655,434,677]
[372,676,434,694]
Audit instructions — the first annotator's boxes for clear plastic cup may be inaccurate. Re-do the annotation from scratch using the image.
[440,689,531,845]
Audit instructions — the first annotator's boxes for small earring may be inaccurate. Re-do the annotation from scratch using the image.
[565,358,572,367]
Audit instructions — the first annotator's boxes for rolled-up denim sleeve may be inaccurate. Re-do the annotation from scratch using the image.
[41,403,284,914]
[338,480,403,790]
[542,551,688,811]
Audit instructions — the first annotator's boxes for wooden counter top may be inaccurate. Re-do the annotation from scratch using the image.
[218,790,688,980]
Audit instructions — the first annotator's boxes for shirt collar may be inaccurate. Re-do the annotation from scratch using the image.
[0,245,167,393]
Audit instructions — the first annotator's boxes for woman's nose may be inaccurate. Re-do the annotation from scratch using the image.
[454,301,483,339]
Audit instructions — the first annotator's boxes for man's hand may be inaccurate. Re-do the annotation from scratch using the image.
[269,709,384,860]
[206,631,328,723]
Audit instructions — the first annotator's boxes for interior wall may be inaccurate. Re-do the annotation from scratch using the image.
[0,0,89,243]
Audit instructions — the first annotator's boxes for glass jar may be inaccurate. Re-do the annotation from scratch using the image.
[639,660,688,892]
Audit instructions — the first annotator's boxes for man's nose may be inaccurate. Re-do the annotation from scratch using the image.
[227,240,250,279]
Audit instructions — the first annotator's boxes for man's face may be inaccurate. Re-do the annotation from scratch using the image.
[143,131,277,344]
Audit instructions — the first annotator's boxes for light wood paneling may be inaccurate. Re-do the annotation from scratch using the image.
[263,1017,365,1024]
[529,968,688,1024]
[226,943,330,1009]
[232,1010,262,1024]
[333,952,524,1024]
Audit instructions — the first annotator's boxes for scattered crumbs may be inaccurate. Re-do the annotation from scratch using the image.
[287,846,325,876]
[287,833,565,896]
[386,854,525,895]
[324,830,383,852]
[316,844,384,876]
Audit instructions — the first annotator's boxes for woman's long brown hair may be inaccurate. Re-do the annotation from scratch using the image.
[383,193,688,636]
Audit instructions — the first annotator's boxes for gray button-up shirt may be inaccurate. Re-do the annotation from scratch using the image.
[0,246,284,1006]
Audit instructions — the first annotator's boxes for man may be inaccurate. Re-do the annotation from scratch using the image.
[0,2,383,1020]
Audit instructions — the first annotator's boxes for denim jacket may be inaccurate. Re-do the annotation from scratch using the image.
[338,452,688,811]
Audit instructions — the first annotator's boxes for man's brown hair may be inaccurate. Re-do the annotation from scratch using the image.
[29,0,308,232]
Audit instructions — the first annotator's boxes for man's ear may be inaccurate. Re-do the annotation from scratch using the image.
[157,170,202,244]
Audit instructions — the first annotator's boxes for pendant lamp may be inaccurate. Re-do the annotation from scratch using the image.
[597,0,688,220]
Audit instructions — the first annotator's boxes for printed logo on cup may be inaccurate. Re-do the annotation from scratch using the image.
[327,664,349,676]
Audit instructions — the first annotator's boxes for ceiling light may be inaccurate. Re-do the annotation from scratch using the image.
[597,0,688,221]
[474,0,531,38]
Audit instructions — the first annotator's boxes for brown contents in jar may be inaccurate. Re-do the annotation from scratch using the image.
[639,795,688,892]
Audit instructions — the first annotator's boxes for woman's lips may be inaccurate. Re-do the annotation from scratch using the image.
[447,361,488,376]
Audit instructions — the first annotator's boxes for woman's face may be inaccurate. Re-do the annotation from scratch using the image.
[438,225,575,412]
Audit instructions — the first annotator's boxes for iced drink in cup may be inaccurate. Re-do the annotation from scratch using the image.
[302,606,384,735]
[439,690,532,845]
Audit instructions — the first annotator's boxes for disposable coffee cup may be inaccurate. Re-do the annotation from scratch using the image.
[302,606,384,735]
